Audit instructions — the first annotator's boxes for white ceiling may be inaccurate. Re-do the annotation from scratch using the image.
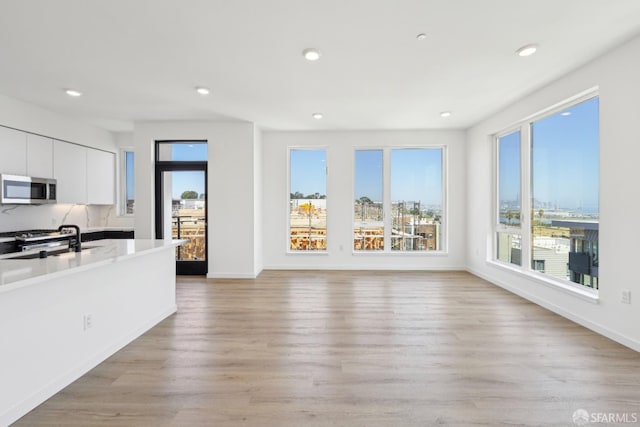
[1,0,639,133]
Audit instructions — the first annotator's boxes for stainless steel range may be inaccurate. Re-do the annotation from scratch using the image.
[0,226,82,258]
[16,230,76,251]
[17,225,81,252]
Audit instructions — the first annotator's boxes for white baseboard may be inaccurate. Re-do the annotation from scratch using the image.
[207,272,259,279]
[467,267,640,353]
[1,305,177,427]
[262,265,466,271]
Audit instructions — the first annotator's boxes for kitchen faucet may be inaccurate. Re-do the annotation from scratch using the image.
[58,224,82,252]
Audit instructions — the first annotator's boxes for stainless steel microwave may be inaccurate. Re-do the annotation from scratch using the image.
[0,174,57,204]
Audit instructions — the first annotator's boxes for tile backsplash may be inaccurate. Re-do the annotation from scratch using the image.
[0,204,133,232]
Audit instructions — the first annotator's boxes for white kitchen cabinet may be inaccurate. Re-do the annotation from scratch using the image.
[26,134,53,178]
[0,126,27,175]
[53,140,87,204]
[86,149,115,205]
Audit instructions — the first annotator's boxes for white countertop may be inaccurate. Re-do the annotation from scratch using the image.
[0,239,184,292]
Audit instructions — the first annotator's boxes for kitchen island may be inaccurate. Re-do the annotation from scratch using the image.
[0,239,183,426]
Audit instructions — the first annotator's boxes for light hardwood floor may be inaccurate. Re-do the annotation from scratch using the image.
[14,271,640,426]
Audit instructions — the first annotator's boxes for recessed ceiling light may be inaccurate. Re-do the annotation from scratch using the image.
[196,87,210,95]
[516,44,538,57]
[65,89,82,97]
[302,48,321,61]
[416,33,427,40]
[312,112,323,119]
[440,111,452,118]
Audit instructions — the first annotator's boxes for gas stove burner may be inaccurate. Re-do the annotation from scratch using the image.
[20,232,54,238]
[0,229,57,239]
[14,230,75,243]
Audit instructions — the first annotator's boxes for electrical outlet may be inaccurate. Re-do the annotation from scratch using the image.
[83,314,93,330]
[621,289,631,304]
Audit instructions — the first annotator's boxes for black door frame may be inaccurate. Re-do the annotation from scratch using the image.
[154,142,208,275]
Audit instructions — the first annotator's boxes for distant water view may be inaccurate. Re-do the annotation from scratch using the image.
[499,205,599,225]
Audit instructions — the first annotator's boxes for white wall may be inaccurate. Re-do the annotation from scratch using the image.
[0,204,121,233]
[133,121,261,278]
[253,125,263,276]
[0,93,116,152]
[466,34,640,351]
[114,132,134,148]
[262,130,466,270]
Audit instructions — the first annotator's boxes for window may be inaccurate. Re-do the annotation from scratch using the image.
[495,130,522,266]
[354,148,445,252]
[531,97,599,288]
[494,94,599,290]
[391,149,443,251]
[156,141,208,161]
[289,149,327,251]
[354,150,384,250]
[533,259,545,273]
[121,150,135,215]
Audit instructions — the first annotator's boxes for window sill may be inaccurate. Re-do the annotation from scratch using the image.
[286,251,329,255]
[353,250,448,256]
[487,259,599,304]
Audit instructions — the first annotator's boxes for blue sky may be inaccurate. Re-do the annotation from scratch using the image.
[355,150,383,201]
[125,151,135,199]
[171,171,205,199]
[169,144,207,198]
[532,97,599,213]
[290,149,327,196]
[498,131,521,204]
[500,96,599,213]
[390,149,442,205]
[293,148,443,205]
[169,143,208,162]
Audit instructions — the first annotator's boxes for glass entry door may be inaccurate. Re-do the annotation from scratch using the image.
[154,141,207,275]
[172,172,206,263]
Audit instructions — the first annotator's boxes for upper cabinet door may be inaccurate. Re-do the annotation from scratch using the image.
[26,134,54,178]
[0,126,27,175]
[53,140,88,204]
[87,149,115,205]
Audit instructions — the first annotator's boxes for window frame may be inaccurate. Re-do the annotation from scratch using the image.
[495,127,524,233]
[119,148,135,216]
[352,146,448,254]
[492,89,600,296]
[155,140,208,162]
[493,128,524,267]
